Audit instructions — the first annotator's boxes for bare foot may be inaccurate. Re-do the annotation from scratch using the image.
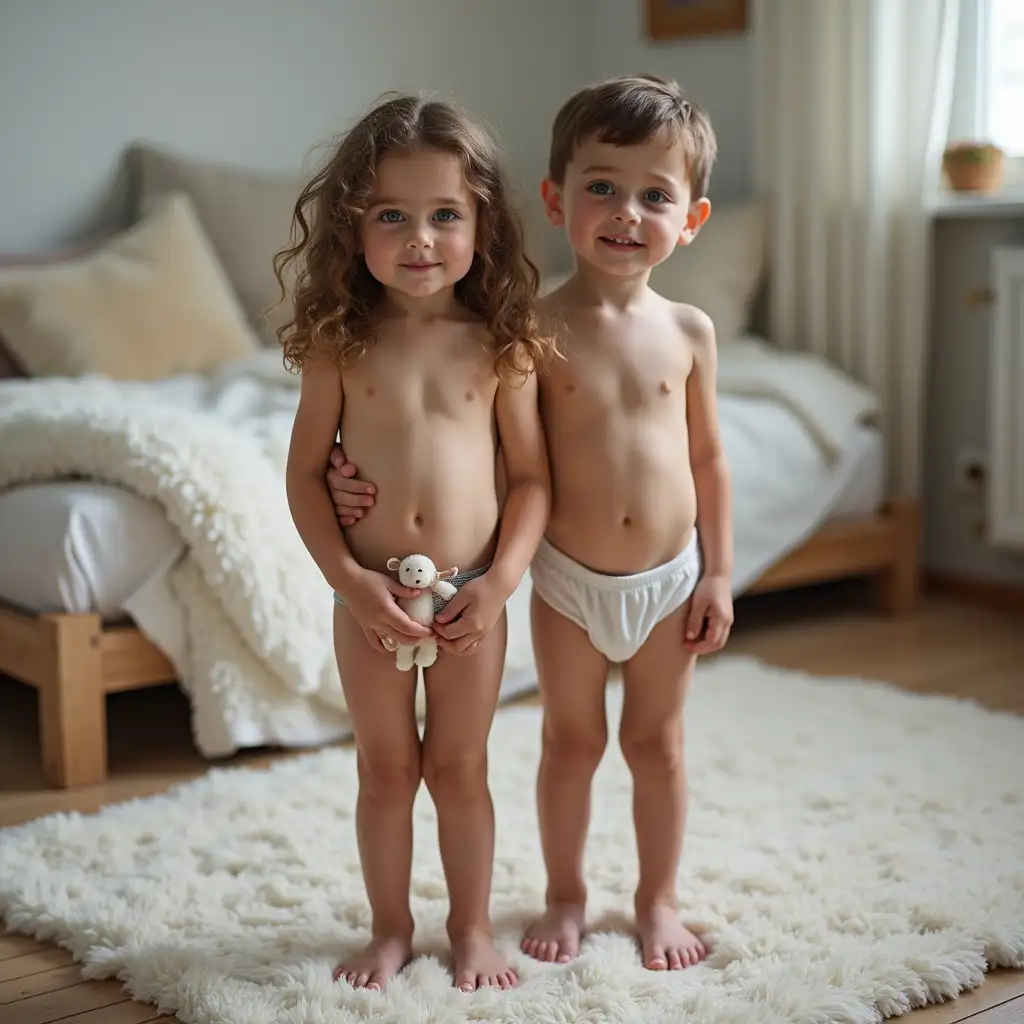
[333,935,412,990]
[520,901,585,963]
[451,926,518,992]
[636,903,706,970]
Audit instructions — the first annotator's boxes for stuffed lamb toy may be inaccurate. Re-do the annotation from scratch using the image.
[383,554,458,670]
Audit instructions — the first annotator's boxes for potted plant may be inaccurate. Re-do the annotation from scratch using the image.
[942,142,1005,193]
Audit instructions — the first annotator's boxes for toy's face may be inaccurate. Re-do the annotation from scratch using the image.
[399,555,434,588]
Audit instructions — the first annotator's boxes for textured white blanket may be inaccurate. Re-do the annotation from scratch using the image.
[0,354,352,756]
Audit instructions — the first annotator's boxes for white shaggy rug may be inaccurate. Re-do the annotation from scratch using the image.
[2,656,1023,1024]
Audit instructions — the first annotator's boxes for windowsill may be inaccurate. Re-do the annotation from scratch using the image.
[929,188,1024,218]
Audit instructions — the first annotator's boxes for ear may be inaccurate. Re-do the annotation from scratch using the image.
[678,197,711,246]
[437,566,459,580]
[540,178,565,227]
[386,557,401,571]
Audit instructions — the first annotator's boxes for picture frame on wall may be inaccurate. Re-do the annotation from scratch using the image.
[645,0,748,41]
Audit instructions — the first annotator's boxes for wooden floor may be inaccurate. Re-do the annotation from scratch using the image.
[1,582,1022,1024]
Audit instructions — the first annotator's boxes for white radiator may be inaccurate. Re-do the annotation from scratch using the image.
[989,246,1024,551]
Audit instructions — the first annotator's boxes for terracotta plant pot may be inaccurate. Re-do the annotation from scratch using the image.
[942,143,1005,193]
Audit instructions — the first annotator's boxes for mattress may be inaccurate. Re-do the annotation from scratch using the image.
[829,423,886,519]
[0,409,887,674]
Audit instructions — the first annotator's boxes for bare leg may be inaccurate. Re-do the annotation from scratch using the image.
[422,611,516,992]
[332,606,421,990]
[620,599,706,970]
[521,589,609,963]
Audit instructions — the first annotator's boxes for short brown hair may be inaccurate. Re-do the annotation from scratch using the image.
[273,93,555,385]
[548,74,717,199]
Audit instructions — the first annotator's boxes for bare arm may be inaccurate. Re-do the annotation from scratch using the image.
[684,308,733,580]
[487,369,551,595]
[285,348,428,646]
[682,306,734,652]
[434,370,550,646]
[285,348,362,592]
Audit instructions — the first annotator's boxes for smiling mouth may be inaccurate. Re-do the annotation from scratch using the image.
[599,235,645,250]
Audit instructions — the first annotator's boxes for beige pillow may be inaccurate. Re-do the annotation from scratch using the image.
[648,200,767,345]
[0,193,260,379]
[128,143,302,345]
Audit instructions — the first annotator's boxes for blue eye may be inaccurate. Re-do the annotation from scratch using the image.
[587,181,613,195]
[379,210,404,223]
[644,189,670,204]
[434,209,459,222]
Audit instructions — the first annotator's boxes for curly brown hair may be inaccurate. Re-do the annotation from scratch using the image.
[273,93,554,385]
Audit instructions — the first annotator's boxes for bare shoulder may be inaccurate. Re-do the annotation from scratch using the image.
[667,299,716,354]
[298,342,343,386]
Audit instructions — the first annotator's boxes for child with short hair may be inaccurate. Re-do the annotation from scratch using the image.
[327,73,733,973]
[280,93,554,993]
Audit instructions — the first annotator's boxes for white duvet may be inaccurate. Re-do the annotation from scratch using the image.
[0,341,878,757]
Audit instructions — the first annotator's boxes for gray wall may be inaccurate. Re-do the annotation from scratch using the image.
[0,0,589,270]
[588,0,755,204]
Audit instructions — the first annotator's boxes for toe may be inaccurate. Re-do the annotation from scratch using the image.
[355,972,370,988]
[667,948,684,970]
[456,969,476,992]
[367,972,385,990]
[645,945,667,970]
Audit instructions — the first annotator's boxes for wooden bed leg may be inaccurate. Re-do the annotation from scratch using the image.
[38,613,107,789]
[874,498,922,615]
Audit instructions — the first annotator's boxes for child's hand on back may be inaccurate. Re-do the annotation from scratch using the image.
[685,574,734,654]
[433,574,508,655]
[338,568,432,653]
[326,446,376,527]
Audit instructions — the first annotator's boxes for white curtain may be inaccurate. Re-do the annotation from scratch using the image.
[754,0,961,497]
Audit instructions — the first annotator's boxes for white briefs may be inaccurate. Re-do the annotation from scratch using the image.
[530,530,702,663]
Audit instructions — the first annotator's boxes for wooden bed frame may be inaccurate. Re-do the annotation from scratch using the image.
[0,498,921,790]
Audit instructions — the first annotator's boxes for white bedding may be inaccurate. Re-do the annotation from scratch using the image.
[0,342,881,757]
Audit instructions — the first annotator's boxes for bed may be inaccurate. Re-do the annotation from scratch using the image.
[0,146,920,790]
[0,366,919,791]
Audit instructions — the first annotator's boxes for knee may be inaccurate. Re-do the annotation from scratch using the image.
[542,718,607,776]
[620,718,684,778]
[357,747,421,802]
[422,749,488,805]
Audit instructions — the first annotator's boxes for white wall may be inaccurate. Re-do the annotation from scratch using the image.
[588,0,755,203]
[0,0,589,269]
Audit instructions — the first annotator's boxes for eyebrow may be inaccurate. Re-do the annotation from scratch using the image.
[580,165,680,187]
[368,196,470,208]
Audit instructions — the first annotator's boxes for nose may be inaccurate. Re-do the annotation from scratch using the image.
[406,220,434,248]
[613,198,641,224]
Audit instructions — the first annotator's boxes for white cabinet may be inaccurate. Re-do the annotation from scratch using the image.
[989,247,1024,550]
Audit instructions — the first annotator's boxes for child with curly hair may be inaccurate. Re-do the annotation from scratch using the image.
[277,93,555,993]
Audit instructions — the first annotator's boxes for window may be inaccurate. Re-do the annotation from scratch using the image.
[983,0,1024,156]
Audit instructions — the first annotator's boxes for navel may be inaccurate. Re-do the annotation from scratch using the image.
[413,513,423,528]
[565,383,576,395]
[622,516,632,527]
[659,380,671,395]
[465,390,474,402]
[366,385,376,397]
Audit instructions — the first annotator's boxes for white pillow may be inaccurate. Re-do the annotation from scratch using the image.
[648,200,767,345]
[0,193,260,380]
